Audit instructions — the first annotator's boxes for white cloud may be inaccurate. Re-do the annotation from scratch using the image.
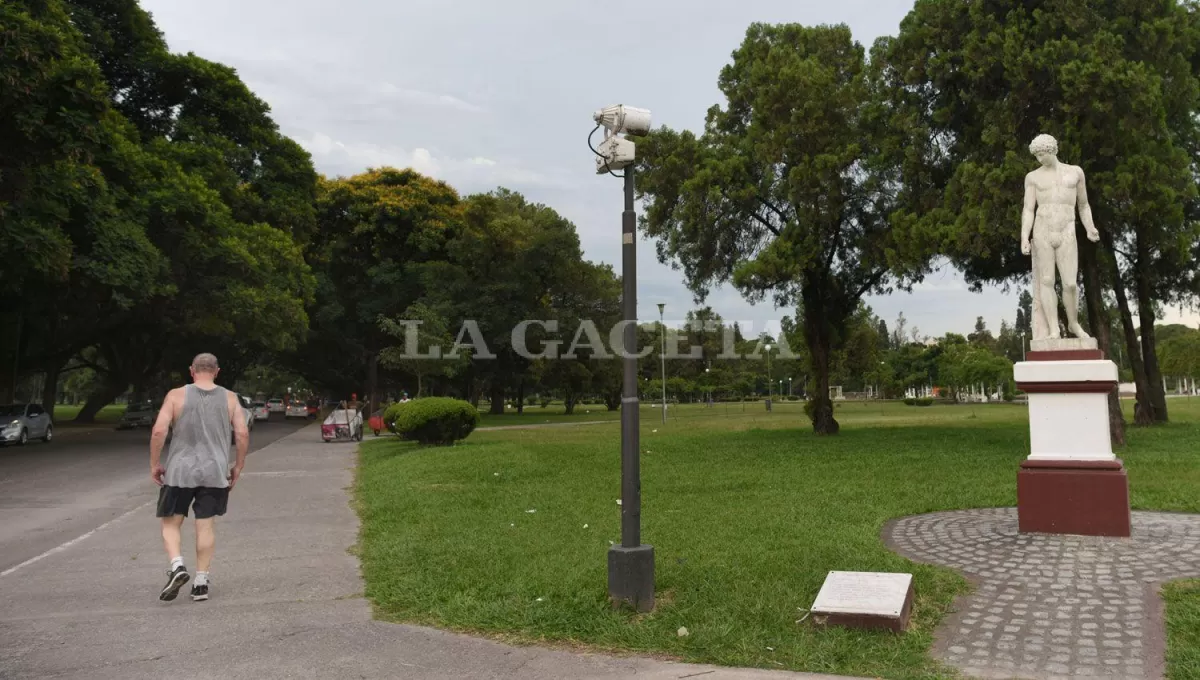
[299,132,577,192]
[300,132,440,176]
[377,82,485,113]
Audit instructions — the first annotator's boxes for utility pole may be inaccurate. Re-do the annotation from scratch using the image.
[657,303,666,424]
[591,104,654,613]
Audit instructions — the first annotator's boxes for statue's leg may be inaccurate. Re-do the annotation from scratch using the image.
[1034,240,1059,338]
[1057,236,1090,338]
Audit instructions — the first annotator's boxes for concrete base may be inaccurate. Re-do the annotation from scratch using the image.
[607,544,655,612]
[1017,459,1131,537]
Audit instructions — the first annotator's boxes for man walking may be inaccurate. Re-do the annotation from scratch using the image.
[149,353,248,602]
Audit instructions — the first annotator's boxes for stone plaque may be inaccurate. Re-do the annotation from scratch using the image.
[810,571,914,632]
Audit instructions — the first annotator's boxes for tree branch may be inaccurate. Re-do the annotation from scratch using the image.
[853,268,888,300]
[757,196,788,226]
[748,210,781,236]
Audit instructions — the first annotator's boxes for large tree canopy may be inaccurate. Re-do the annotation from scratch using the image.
[1,0,318,418]
[636,23,931,434]
[875,0,1200,428]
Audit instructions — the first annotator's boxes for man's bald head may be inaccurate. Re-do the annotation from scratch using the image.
[191,353,219,376]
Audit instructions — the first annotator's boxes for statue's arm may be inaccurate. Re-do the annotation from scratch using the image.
[1021,174,1036,254]
[1076,167,1099,241]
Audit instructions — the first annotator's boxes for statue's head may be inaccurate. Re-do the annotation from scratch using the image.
[1029,134,1059,167]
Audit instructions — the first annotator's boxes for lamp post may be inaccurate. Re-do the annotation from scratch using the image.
[657,303,666,424]
[591,104,654,613]
[788,376,792,398]
[765,343,773,405]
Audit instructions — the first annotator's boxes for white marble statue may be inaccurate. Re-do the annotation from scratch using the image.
[1021,134,1100,341]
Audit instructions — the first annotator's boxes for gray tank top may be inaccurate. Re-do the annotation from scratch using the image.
[165,385,233,488]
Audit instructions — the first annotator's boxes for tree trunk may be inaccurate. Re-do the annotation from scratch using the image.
[1096,228,1153,425]
[564,392,577,415]
[74,378,127,423]
[489,381,504,415]
[802,300,840,435]
[1135,270,1169,423]
[516,378,525,415]
[1079,239,1126,446]
[41,363,62,423]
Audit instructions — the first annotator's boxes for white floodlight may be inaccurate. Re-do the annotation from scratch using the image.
[592,105,651,174]
[593,105,652,136]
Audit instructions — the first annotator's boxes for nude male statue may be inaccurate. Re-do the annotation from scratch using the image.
[1020,134,1101,341]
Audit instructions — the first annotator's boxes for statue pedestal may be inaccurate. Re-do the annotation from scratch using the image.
[1014,349,1130,537]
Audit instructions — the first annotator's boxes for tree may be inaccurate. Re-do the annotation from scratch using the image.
[636,24,931,434]
[307,168,462,406]
[2,1,316,419]
[874,0,1200,432]
[968,316,996,350]
[418,189,597,414]
[1016,291,1033,337]
[1159,327,1200,385]
[891,312,908,349]
[876,318,890,351]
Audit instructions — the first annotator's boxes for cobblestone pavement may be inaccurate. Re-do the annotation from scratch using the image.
[885,508,1200,680]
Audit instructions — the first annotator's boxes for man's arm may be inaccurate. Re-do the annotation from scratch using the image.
[1076,166,1099,241]
[228,393,249,489]
[1021,174,1037,255]
[149,390,179,485]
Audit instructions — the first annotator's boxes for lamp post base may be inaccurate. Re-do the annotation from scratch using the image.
[607,544,655,612]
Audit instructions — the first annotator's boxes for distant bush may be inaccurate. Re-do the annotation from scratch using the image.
[540,397,552,408]
[903,397,934,407]
[384,398,479,446]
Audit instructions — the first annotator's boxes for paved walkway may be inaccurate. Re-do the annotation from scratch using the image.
[0,425,861,680]
[886,508,1200,680]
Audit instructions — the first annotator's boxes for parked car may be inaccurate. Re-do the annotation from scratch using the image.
[233,394,255,443]
[0,403,53,446]
[267,398,285,414]
[306,400,321,419]
[251,401,270,421]
[117,400,160,430]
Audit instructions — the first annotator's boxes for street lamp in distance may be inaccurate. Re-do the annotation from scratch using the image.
[657,303,666,425]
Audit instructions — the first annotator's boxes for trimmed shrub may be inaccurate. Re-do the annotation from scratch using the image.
[384,398,479,446]
[904,397,934,407]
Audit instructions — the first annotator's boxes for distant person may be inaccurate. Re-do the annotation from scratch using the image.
[149,353,249,603]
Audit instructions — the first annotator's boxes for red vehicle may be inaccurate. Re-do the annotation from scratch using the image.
[306,400,320,419]
[368,409,385,436]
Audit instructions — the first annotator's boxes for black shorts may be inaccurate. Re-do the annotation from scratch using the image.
[156,486,229,519]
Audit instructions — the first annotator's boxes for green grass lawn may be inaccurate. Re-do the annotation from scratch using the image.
[356,399,1200,679]
[476,398,808,427]
[52,404,125,425]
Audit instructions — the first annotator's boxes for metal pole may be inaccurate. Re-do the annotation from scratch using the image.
[659,306,666,424]
[607,166,654,613]
[767,348,772,402]
[621,168,640,548]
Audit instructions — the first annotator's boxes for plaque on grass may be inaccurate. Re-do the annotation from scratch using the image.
[810,571,913,632]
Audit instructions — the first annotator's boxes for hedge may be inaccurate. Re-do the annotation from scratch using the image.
[384,398,479,446]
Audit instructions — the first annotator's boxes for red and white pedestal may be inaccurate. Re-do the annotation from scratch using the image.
[1013,341,1131,537]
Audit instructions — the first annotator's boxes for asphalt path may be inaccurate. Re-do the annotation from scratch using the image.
[0,415,309,574]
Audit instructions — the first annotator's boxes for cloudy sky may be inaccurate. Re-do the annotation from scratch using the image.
[142,0,1197,337]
